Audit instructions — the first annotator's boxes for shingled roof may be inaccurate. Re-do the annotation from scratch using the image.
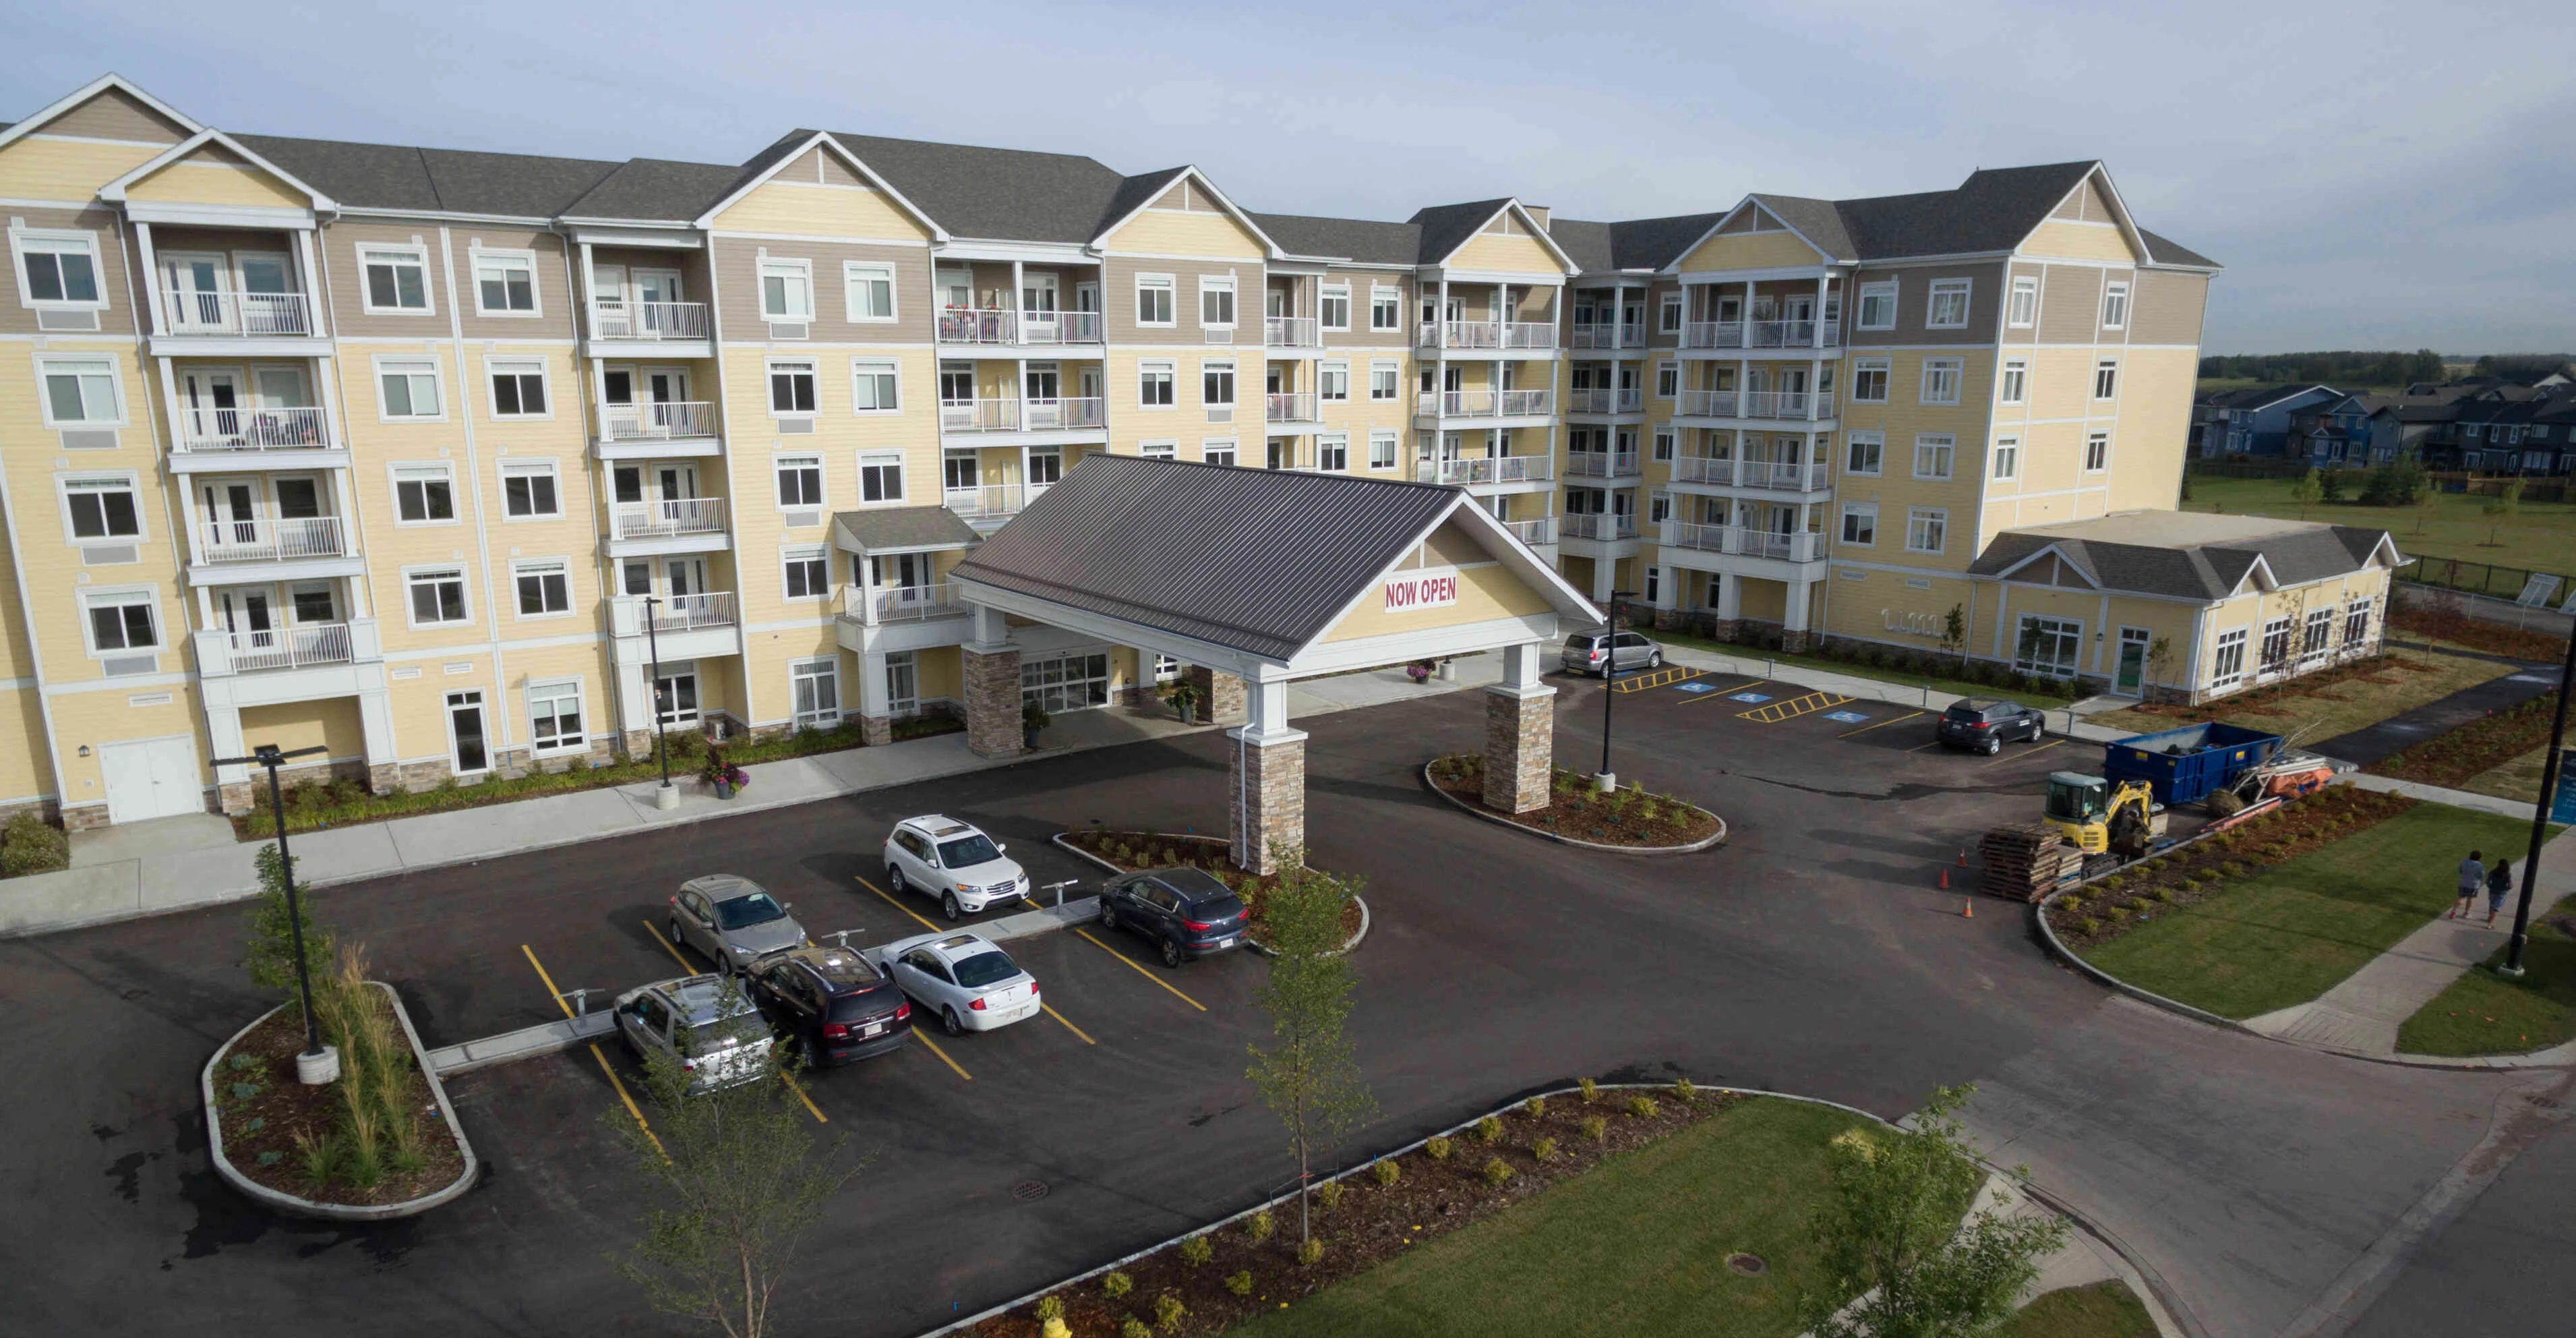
[237,134,624,217]
[821,130,1129,242]
[1251,211,1423,265]
[1969,515,2395,600]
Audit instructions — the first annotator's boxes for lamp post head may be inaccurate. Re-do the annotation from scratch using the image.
[251,744,287,768]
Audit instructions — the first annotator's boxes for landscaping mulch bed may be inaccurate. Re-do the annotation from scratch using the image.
[1426,755,1722,849]
[2367,690,2560,788]
[2044,787,2416,954]
[210,999,464,1206]
[2111,652,2433,724]
[1058,831,1363,947]
[2391,603,2570,664]
[971,1085,1745,1338]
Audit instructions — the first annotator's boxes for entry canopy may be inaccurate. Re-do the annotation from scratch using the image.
[952,455,1601,680]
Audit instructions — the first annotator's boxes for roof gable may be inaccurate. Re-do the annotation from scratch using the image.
[100,129,334,212]
[1092,165,1280,258]
[0,75,200,156]
[1669,197,1836,272]
[827,130,1125,243]
[1412,198,1576,272]
[2014,164,2147,263]
[696,130,945,239]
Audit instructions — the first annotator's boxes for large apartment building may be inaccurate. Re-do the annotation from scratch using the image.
[0,75,2398,832]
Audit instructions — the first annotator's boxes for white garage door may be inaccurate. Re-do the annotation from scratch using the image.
[100,735,205,824]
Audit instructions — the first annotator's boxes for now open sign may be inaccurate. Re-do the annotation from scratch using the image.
[1383,568,1460,613]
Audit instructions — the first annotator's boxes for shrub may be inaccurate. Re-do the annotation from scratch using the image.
[1247,1210,1274,1242]
[1120,1318,1149,1338]
[1671,1077,1699,1104]
[1179,1235,1212,1269]
[0,812,71,878]
[1625,1095,1658,1119]
[1034,1296,1064,1324]
[1425,1136,1453,1161]
[1224,1271,1253,1298]
[2153,887,2176,903]
[1578,1077,1599,1103]
[2106,906,2132,923]
[1373,1159,1400,1187]
[1101,1271,1133,1300]
[1476,1115,1503,1142]
[1532,1136,1559,1162]
[1481,1156,1515,1186]
[1317,1180,1344,1211]
[1297,1237,1324,1267]
[2077,917,2102,935]
[2219,861,2248,880]
[1156,1294,1187,1328]
[1581,1115,1609,1142]
[1523,1095,1547,1120]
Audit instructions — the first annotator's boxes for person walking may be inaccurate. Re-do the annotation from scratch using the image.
[2450,849,2485,919]
[2486,856,2515,927]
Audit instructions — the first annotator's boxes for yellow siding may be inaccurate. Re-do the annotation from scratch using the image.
[0,687,51,803]
[1678,229,1823,273]
[1102,209,1264,260]
[1322,560,1548,643]
[1830,349,1996,569]
[125,158,309,209]
[2020,221,2138,263]
[1448,231,1561,274]
[711,181,932,241]
[239,698,367,759]
[916,645,962,703]
[0,136,158,201]
[51,693,209,798]
[2111,347,2196,513]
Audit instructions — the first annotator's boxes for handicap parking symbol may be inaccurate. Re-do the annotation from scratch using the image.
[1729,691,1772,703]
[1674,681,1716,694]
[1823,710,1870,724]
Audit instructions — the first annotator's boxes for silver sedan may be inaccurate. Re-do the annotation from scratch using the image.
[667,874,808,974]
[870,931,1040,1036]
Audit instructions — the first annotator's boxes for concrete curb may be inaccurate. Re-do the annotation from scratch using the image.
[1049,832,1369,958]
[202,981,480,1221]
[424,1011,616,1076]
[1418,759,1727,856]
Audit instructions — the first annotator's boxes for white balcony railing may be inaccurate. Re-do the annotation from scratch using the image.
[1265,315,1321,348]
[612,497,727,540]
[1500,388,1553,415]
[1022,311,1104,345]
[936,308,1017,344]
[1023,397,1105,430]
[1501,321,1556,350]
[591,299,710,341]
[1266,392,1317,423]
[943,483,1027,519]
[1417,455,1554,486]
[178,405,331,451]
[1565,388,1644,415]
[1569,323,1645,350]
[162,289,312,337]
[225,620,355,672]
[1666,522,1820,562]
[643,591,737,633]
[1561,513,1639,541]
[1741,390,1817,419]
[1682,320,1742,350]
[1565,451,1640,479]
[1741,461,1831,492]
[1504,517,1557,545]
[200,515,348,564]
[1415,389,1553,418]
[1679,389,1738,418]
[603,401,718,441]
[1747,320,1818,348]
[847,581,966,624]
[1671,455,1731,485]
[940,398,1019,432]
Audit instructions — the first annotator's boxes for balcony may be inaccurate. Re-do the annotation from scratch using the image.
[843,581,966,625]
[176,406,332,454]
[1565,451,1640,479]
[1681,321,1741,350]
[602,401,719,442]
[610,593,740,664]
[1669,457,1830,492]
[1265,392,1318,424]
[1664,522,1821,562]
[160,289,315,339]
[1417,455,1553,486]
[944,482,1031,521]
[1560,513,1638,542]
[1679,389,1736,418]
[1503,517,1557,545]
[611,496,727,541]
[1681,319,1840,351]
[590,299,710,343]
[938,397,1105,434]
[224,621,355,672]
[1676,389,1829,421]
[200,515,350,565]
[1748,319,1818,348]
[937,309,1017,345]
[1417,320,1557,351]
[1565,388,1643,415]
[1265,316,1321,349]
[1023,312,1102,345]
[193,618,382,685]
[640,591,738,633]
[1568,324,1646,351]
[1415,388,1554,420]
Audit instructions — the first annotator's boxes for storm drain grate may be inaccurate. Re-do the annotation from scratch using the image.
[1726,1252,1769,1277]
[1011,1179,1050,1202]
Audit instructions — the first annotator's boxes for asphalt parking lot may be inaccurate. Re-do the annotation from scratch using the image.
[1,674,2556,1338]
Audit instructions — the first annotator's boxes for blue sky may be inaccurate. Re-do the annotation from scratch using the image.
[9,0,2571,355]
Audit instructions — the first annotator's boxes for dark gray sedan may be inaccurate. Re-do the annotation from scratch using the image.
[667,875,808,973]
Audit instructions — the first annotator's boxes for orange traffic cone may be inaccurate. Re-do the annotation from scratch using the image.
[1957,848,1968,867]
[1939,867,1950,890]
[1963,900,1974,919]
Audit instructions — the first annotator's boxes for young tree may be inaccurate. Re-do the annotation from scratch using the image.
[2482,477,2523,546]
[1938,604,1967,664]
[243,842,335,999]
[1245,845,1375,1246]
[1803,1085,2068,1338]
[2289,467,2323,508]
[611,990,860,1338]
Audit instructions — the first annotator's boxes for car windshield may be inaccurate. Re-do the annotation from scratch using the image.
[1944,704,1986,722]
[714,892,787,930]
[950,950,1020,989]
[825,984,896,1021]
[1187,894,1246,921]
[937,834,1001,868]
[684,1012,769,1051]
[1566,635,1598,650]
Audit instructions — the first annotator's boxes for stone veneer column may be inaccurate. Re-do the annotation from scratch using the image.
[1187,664,1247,725]
[1227,676,1305,873]
[1482,643,1556,813]
[961,645,1023,759]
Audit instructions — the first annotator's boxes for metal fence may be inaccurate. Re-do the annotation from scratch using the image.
[2398,555,2576,606]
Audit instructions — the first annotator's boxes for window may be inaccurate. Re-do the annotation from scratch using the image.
[1370,286,1400,330]
[2259,616,2294,673]
[2000,358,2027,405]
[1201,359,1236,407]
[514,559,571,617]
[1139,360,1175,407]
[1135,274,1174,326]
[1371,361,1399,401]
[2007,275,2038,328]
[2093,359,2119,401]
[1648,488,1671,524]
[1319,362,1350,402]
[501,460,559,519]
[782,546,829,600]
[2303,608,2336,659]
[1140,440,1176,461]
[1644,566,1660,604]
[1319,284,1350,331]
[1845,430,1884,476]
[1905,506,1947,554]
[789,659,841,728]
[2014,614,2083,677]
[1317,434,1348,471]
[38,357,122,425]
[528,681,585,755]
[15,231,102,307]
[1369,430,1398,470]
[759,260,813,320]
[406,567,471,626]
[289,581,335,622]
[377,357,443,419]
[858,452,904,503]
[843,262,896,322]
[2101,281,2129,330]
[851,359,899,412]
[1652,427,1675,461]
[769,359,818,415]
[1851,358,1890,403]
[1201,439,1236,467]
[360,245,431,313]
[1199,277,1236,329]
[2084,431,2110,473]
[1655,361,1678,399]
[1926,279,1971,329]
[394,465,456,523]
[472,250,538,314]
[2211,628,2248,686]
[1991,436,2020,481]
[84,589,157,653]
[775,455,824,508]
[1912,434,1955,480]
[1920,357,1963,405]
[488,358,548,417]
[63,475,141,540]
[1659,293,1683,333]
[1857,282,1897,330]
[2344,598,2373,645]
[1840,502,1877,546]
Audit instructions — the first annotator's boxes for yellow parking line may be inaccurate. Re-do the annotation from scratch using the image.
[522,943,574,1019]
[779,1068,829,1122]
[909,1028,973,1081]
[1839,709,1925,738]
[1075,927,1208,1012]
[1043,1004,1097,1045]
[1987,738,2067,765]
[523,943,663,1156]
[856,874,942,933]
[1907,740,1944,753]
[1741,691,1855,724]
[1685,677,1767,703]
[642,919,694,971]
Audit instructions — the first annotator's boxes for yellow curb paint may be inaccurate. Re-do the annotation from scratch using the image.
[1075,928,1208,1012]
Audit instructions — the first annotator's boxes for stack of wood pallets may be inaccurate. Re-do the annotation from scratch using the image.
[1979,823,2085,902]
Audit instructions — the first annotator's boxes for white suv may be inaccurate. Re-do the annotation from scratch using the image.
[884,815,1030,921]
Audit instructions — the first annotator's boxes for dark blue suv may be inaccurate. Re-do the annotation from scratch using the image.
[1099,867,1249,967]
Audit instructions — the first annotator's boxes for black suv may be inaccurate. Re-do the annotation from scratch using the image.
[1936,698,2047,755]
[746,944,912,1067]
[1099,868,1249,967]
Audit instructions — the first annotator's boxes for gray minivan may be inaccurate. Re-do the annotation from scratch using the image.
[1562,629,1663,676]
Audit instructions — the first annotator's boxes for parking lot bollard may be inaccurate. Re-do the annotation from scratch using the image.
[558,987,596,1018]
[1043,879,1080,908]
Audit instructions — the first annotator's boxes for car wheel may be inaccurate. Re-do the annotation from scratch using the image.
[942,1006,963,1037]
[2031,720,2046,742]
[1101,902,1118,930]
[885,866,905,897]
[941,891,963,921]
[1647,651,1663,669]
[1983,736,2002,757]
[1160,936,1184,968]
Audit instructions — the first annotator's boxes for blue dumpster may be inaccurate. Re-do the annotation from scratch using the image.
[2102,723,2284,805]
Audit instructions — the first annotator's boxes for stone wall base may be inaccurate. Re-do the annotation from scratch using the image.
[1482,687,1555,813]
[61,804,112,834]
[963,646,1025,760]
[1229,734,1306,873]
[1189,666,1246,726]
[860,715,893,746]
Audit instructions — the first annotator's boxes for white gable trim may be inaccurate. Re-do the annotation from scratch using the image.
[1284,494,1600,666]
[1657,196,1841,274]
[1089,166,1285,259]
[1427,198,1578,274]
[0,74,202,156]
[692,132,949,241]
[1991,543,2101,590]
[96,129,337,211]
[2018,163,2153,265]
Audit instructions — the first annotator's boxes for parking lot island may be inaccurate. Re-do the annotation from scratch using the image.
[1425,754,1727,854]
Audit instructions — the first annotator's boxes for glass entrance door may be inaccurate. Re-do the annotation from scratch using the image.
[2115,628,2151,695]
[162,254,227,330]
[447,691,489,774]
[654,670,700,727]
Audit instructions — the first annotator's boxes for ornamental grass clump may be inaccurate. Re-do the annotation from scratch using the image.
[1317,1180,1343,1211]
[1532,1136,1559,1162]
[1578,1077,1599,1103]
[1626,1095,1658,1119]
[1523,1096,1546,1120]
[1481,1157,1515,1187]
[1671,1078,1699,1104]
[1156,1294,1187,1328]
[1581,1115,1609,1142]
[1119,1317,1148,1338]
[1034,1296,1065,1324]
[1297,1238,1324,1267]
[1246,1211,1274,1242]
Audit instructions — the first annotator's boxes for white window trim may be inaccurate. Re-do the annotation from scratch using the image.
[2101,280,2130,331]
[78,584,161,657]
[388,461,461,528]
[1851,357,1891,405]
[11,227,110,312]
[485,356,553,421]
[510,556,576,621]
[779,544,832,602]
[2084,430,2112,474]
[2006,275,2039,329]
[469,246,543,319]
[1199,357,1237,405]
[1905,506,1948,555]
[1199,437,1236,465]
[842,260,899,323]
[34,354,128,428]
[773,453,826,513]
[525,678,589,756]
[767,357,820,419]
[2093,358,2120,402]
[1920,357,1963,407]
[758,258,816,321]
[1658,293,1683,333]
[402,564,474,629]
[2000,357,2028,406]
[371,353,448,424]
[1369,430,1398,470]
[498,457,562,522]
[788,656,843,727]
[849,358,901,415]
[2211,627,2250,687]
[1197,274,1237,330]
[1319,360,1350,402]
[1137,358,1176,410]
[1926,278,1973,330]
[57,471,148,544]
[1991,436,2020,482]
[1135,273,1176,328]
[1654,360,1677,399]
[1319,283,1352,332]
[1844,430,1884,477]
[1315,432,1350,471]
[1912,433,1956,482]
[1840,502,1878,547]
[357,243,436,316]
[1139,439,1178,460]
[1857,281,1898,331]
[1369,359,1400,401]
[1369,285,1402,330]
[856,450,907,505]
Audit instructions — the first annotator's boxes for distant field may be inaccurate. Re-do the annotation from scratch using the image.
[2181,474,2576,574]
[2195,378,2407,397]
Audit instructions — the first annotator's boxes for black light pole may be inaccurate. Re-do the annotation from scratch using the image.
[215,743,330,1065]
[642,593,673,798]
[1597,589,1636,791]
[2500,625,2576,978]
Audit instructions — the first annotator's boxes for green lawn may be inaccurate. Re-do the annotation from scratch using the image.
[2089,649,2513,743]
[1996,1281,2158,1338]
[1654,631,2082,709]
[1225,1097,1899,1338]
[2180,474,2576,577]
[2396,920,2576,1056]
[2461,746,2557,805]
[2080,804,2536,1018]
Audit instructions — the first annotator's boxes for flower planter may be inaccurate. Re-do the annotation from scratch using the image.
[1023,726,1042,749]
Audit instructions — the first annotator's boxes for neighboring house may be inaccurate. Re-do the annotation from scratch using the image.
[2422,392,2576,474]
[2194,384,2341,457]
[2288,391,2381,467]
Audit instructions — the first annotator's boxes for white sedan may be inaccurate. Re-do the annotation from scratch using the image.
[870,931,1041,1036]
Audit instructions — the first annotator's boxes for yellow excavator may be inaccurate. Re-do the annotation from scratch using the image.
[2042,771,2161,857]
